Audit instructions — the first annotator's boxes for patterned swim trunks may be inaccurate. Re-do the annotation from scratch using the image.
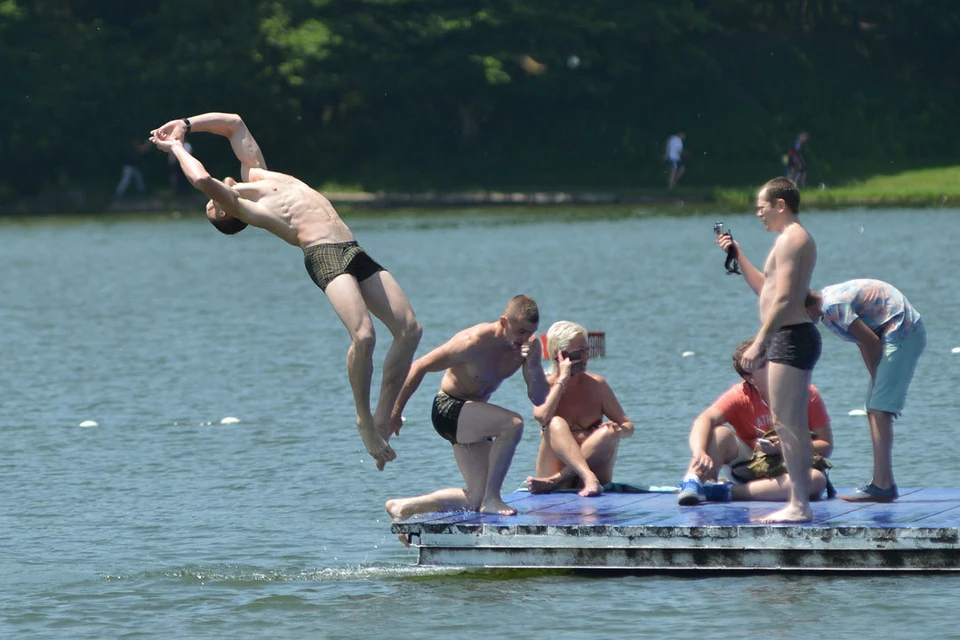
[303,241,385,291]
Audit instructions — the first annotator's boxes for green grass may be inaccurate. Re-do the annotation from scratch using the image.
[713,166,960,208]
[325,165,960,210]
[6,166,960,217]
[317,181,368,193]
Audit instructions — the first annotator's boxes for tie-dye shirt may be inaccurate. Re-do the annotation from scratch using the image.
[820,279,921,344]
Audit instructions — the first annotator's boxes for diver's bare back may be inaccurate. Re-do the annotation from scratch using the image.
[234,169,355,248]
[440,325,525,402]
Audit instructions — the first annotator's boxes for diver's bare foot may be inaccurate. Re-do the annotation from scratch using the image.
[526,474,561,494]
[358,418,396,471]
[374,414,394,442]
[759,503,813,523]
[578,476,603,497]
[480,497,517,516]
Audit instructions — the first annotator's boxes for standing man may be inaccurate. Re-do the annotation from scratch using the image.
[717,177,820,522]
[385,296,550,521]
[149,113,422,471]
[664,131,686,189]
[806,280,925,502]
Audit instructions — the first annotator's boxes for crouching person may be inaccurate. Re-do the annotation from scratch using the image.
[677,338,834,505]
[385,296,549,525]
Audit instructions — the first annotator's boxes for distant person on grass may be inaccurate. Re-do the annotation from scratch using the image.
[664,131,686,189]
[114,139,150,199]
[786,131,809,187]
[385,296,550,522]
[149,112,421,471]
[525,321,634,497]
[715,176,820,523]
[677,338,834,506]
[806,279,925,502]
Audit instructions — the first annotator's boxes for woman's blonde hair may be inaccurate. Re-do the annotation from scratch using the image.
[546,320,588,373]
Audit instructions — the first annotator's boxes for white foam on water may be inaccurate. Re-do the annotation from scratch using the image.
[952,347,960,354]
[848,409,867,416]
[78,420,98,428]
[220,416,241,425]
[681,351,695,357]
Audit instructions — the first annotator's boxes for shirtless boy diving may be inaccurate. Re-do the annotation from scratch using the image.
[150,113,421,470]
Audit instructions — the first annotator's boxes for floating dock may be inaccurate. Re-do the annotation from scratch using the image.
[392,488,960,572]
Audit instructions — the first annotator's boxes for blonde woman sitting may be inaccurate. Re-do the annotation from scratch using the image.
[526,321,634,497]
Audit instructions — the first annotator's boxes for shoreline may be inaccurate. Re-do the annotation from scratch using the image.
[0,190,706,217]
[1,186,956,217]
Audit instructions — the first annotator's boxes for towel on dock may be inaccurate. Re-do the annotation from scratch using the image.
[517,482,678,494]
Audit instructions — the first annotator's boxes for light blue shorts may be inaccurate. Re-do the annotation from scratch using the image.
[866,321,926,416]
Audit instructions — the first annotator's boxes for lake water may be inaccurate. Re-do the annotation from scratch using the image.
[2,205,958,638]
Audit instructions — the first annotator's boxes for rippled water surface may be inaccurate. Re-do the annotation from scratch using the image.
[2,206,958,638]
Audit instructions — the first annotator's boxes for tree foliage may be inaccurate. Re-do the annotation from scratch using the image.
[0,0,956,203]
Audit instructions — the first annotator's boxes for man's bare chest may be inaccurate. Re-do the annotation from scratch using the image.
[464,352,522,383]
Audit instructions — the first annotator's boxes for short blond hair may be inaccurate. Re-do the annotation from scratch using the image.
[546,321,588,373]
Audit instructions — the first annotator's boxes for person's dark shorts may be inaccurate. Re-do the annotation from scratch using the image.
[767,322,821,371]
[303,241,385,291]
[432,392,466,445]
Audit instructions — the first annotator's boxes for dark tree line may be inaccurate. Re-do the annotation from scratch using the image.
[1,0,957,205]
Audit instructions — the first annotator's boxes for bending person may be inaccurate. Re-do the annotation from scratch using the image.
[526,321,634,497]
[677,338,833,505]
[149,113,421,470]
[716,177,819,522]
[806,280,925,502]
[385,296,549,522]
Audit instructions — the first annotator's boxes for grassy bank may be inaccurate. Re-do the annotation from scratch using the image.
[5,166,960,217]
[713,166,960,209]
